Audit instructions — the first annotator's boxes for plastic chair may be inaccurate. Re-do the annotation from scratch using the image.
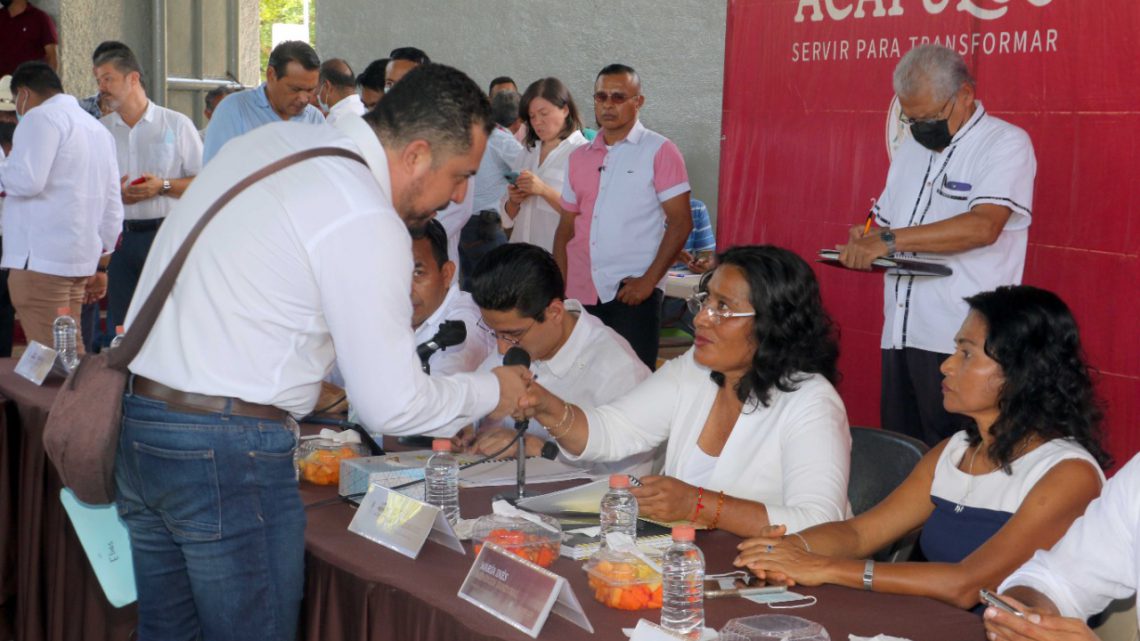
[848,426,929,562]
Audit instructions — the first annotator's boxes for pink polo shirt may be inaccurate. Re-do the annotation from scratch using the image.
[560,121,690,305]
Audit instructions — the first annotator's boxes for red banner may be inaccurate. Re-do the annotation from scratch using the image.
[719,0,1140,469]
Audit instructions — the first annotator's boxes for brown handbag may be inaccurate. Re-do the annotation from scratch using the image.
[43,147,367,505]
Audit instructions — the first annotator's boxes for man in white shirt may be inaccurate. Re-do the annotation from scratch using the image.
[0,62,122,352]
[412,219,494,376]
[96,45,202,339]
[463,243,654,475]
[116,64,530,641]
[985,452,1140,641]
[317,58,366,125]
[838,45,1036,446]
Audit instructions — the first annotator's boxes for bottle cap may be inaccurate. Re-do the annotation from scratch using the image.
[432,439,452,452]
[671,526,696,542]
[609,474,630,489]
[56,307,71,316]
[115,325,125,335]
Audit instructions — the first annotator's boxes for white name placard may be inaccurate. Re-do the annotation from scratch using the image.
[457,542,593,638]
[628,618,692,640]
[347,482,464,559]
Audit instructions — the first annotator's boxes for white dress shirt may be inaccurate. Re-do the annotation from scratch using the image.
[126,116,499,435]
[324,94,366,126]
[0,93,123,276]
[477,301,655,475]
[1000,451,1140,624]
[874,102,1036,354]
[500,131,587,252]
[415,283,495,377]
[103,101,203,221]
[434,178,474,286]
[568,349,852,533]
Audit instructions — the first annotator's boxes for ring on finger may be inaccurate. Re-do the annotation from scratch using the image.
[766,544,773,553]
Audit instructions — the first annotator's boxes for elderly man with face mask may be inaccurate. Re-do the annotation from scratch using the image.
[96,44,202,339]
[202,40,324,164]
[837,44,1037,447]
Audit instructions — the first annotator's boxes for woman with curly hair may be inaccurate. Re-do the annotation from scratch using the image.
[735,285,1109,610]
[523,245,852,536]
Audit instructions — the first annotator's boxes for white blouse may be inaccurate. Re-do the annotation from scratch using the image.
[499,130,588,252]
[567,349,852,533]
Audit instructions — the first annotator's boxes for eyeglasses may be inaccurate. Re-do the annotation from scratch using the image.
[686,292,756,325]
[477,318,536,346]
[593,91,639,105]
[899,92,957,127]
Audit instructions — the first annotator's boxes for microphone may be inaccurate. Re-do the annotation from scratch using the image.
[416,320,467,374]
[502,346,532,501]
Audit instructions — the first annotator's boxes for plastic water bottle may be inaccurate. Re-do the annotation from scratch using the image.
[109,325,126,349]
[52,307,79,371]
[425,439,460,525]
[661,526,705,639]
[599,474,638,546]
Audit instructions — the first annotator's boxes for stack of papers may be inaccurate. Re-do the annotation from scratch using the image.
[458,457,592,488]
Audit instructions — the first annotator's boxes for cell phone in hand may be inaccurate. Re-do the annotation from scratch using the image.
[504,171,520,185]
[129,176,147,186]
[980,589,1024,618]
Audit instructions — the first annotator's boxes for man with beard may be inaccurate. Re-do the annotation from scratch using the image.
[116,64,531,641]
[96,44,202,339]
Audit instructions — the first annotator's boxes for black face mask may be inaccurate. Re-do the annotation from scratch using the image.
[910,118,953,151]
[909,97,957,151]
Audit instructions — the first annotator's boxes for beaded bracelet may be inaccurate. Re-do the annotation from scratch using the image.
[544,402,575,439]
[709,491,726,530]
[692,487,706,523]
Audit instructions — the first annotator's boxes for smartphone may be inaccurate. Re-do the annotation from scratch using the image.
[980,589,1024,618]
[128,176,147,186]
[504,171,520,185]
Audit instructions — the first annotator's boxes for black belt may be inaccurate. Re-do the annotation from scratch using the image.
[123,218,164,233]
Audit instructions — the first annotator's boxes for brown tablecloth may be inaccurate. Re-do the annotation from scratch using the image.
[0,358,985,641]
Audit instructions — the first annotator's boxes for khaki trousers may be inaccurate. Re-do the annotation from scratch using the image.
[8,269,88,355]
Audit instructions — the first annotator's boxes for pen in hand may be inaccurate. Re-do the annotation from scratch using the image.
[861,210,875,237]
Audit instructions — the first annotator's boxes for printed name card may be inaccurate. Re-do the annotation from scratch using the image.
[347,482,464,559]
[14,340,59,385]
[458,542,593,638]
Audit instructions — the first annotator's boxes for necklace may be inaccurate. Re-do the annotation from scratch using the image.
[954,445,982,514]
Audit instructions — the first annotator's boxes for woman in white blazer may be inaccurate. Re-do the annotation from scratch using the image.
[499,77,587,252]
[524,245,852,536]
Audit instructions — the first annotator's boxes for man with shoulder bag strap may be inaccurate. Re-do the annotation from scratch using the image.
[107,64,531,641]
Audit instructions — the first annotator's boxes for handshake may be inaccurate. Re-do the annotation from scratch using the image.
[487,346,542,422]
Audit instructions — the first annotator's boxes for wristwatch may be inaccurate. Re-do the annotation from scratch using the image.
[878,229,897,255]
[161,179,172,194]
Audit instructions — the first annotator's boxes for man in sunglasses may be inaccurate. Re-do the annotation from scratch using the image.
[837,44,1037,447]
[557,63,692,371]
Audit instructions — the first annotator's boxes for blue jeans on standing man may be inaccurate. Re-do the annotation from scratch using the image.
[114,388,305,641]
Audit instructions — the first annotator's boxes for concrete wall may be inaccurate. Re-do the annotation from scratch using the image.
[57,0,260,127]
[315,0,727,219]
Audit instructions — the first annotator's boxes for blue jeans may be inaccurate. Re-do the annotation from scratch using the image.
[114,391,305,641]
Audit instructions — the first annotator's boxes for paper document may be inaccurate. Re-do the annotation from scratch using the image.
[817,249,952,277]
[458,457,592,488]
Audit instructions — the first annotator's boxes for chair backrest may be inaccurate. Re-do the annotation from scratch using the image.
[848,426,929,515]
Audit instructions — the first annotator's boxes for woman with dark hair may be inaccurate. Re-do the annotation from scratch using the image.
[522,245,852,536]
[500,77,587,252]
[736,285,1108,610]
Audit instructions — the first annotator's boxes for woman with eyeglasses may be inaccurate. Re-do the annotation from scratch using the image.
[734,285,1108,610]
[501,78,588,252]
[521,245,852,536]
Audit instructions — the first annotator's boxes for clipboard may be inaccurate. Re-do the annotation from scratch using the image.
[817,249,953,277]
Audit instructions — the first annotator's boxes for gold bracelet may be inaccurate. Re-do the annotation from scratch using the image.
[544,402,575,439]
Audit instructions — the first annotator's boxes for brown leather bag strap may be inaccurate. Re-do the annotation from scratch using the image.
[106,146,367,370]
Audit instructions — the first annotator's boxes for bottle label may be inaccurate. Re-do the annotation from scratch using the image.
[347,482,464,559]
